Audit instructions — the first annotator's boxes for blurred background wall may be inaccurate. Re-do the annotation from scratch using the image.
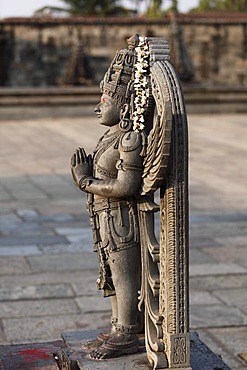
[0,13,246,87]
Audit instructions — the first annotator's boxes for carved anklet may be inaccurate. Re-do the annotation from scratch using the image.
[115,323,138,334]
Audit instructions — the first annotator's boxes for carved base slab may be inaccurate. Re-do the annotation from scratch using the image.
[60,330,231,370]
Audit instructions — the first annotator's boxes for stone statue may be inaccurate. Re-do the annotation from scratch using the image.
[71,34,190,369]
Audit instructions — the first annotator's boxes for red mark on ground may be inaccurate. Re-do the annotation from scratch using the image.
[19,348,50,362]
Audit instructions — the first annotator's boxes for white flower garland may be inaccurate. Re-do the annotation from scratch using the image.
[132,36,150,132]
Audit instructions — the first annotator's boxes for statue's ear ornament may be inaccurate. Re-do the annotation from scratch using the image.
[119,103,133,132]
[119,119,132,132]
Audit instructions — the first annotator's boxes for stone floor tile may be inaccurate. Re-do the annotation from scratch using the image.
[2,223,54,237]
[189,236,220,249]
[190,263,246,276]
[30,176,77,199]
[190,291,222,305]
[0,270,98,288]
[39,214,74,223]
[189,274,247,290]
[0,235,67,247]
[0,209,15,215]
[239,259,247,269]
[55,227,85,235]
[196,329,245,370]
[75,295,111,313]
[1,178,49,201]
[212,288,247,313]
[65,235,93,252]
[0,214,22,233]
[216,235,247,247]
[208,327,247,369]
[16,208,39,219]
[0,257,31,275]
[27,252,97,272]
[202,245,247,264]
[54,219,89,228]
[0,284,74,301]
[0,245,41,256]
[190,305,247,328]
[190,212,247,224]
[0,185,11,201]
[65,229,92,241]
[71,275,101,297]
[189,249,216,264]
[0,298,79,318]
[39,243,89,255]
[37,201,86,216]
[2,312,110,343]
[0,214,22,223]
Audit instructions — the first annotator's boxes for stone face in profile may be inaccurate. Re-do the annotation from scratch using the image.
[70,34,190,369]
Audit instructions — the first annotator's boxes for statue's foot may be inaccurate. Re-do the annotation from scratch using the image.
[82,332,110,350]
[83,316,118,350]
[90,333,139,359]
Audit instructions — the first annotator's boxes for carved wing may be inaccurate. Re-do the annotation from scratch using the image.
[140,37,187,196]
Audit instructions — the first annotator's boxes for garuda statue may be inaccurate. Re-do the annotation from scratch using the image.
[71,34,190,370]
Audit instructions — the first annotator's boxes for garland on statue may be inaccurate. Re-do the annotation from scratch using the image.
[133,36,150,132]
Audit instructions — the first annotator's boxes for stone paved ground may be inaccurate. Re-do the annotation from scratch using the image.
[0,109,247,369]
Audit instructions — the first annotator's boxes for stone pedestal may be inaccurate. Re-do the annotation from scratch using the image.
[60,329,231,370]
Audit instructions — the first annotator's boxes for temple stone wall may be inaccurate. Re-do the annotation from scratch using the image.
[0,14,246,86]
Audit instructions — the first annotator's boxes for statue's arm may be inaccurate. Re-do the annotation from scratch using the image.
[71,133,143,198]
[85,148,143,198]
[71,147,93,187]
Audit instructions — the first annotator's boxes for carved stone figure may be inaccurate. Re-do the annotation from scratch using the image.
[71,34,190,369]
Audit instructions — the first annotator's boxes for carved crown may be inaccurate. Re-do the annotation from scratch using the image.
[100,35,140,108]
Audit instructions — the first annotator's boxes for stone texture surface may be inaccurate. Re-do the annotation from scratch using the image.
[0,109,247,369]
[0,298,79,318]
[0,284,74,300]
[61,330,231,370]
[196,329,246,370]
[27,253,98,272]
[0,256,32,275]
[0,341,62,370]
[2,313,110,343]
[75,295,111,313]
[190,305,247,328]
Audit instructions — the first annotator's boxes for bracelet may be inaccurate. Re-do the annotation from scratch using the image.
[79,176,92,190]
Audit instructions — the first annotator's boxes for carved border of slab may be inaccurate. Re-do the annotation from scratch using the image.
[140,52,190,369]
[158,60,190,368]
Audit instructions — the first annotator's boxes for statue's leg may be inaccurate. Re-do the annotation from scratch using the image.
[109,246,140,326]
[111,295,118,329]
[82,296,118,350]
[90,245,141,359]
[83,240,118,350]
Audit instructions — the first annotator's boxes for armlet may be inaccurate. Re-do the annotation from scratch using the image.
[116,159,143,172]
[119,131,142,152]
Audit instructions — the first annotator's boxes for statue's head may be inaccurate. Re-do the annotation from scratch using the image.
[95,94,121,127]
[95,35,140,127]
